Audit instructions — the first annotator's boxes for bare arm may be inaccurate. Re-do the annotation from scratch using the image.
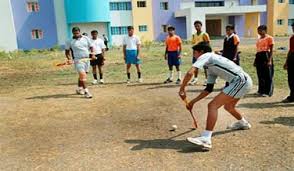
[137,44,141,58]
[268,44,274,66]
[178,43,182,58]
[123,45,126,61]
[65,49,71,60]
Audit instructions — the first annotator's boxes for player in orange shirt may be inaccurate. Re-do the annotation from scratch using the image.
[254,25,274,97]
[164,26,182,84]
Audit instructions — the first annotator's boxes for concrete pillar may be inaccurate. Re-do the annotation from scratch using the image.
[186,8,206,39]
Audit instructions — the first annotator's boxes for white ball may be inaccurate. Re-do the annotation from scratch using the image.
[171,125,177,131]
[183,52,188,56]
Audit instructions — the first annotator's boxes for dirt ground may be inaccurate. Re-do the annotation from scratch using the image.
[0,79,293,170]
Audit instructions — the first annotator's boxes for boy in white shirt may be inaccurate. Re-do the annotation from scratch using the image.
[123,26,142,83]
[90,30,106,84]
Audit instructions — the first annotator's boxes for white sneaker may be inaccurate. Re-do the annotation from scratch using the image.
[76,88,85,95]
[203,80,207,86]
[137,78,143,83]
[187,136,212,149]
[126,79,131,84]
[227,120,251,130]
[84,92,93,98]
[189,78,198,85]
[92,79,98,85]
[99,79,104,84]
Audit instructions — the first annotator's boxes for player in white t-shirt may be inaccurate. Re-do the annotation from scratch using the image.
[90,30,106,84]
[123,26,142,83]
[65,27,95,98]
[179,42,253,149]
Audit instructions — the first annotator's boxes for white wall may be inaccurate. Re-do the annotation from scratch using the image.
[53,0,67,46]
[70,23,108,39]
[110,11,133,45]
[0,0,18,51]
[289,4,294,34]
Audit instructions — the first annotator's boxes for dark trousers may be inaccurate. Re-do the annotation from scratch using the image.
[287,53,294,100]
[255,52,274,96]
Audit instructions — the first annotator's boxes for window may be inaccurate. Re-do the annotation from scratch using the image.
[277,19,284,25]
[289,0,294,4]
[278,0,285,3]
[161,25,168,33]
[195,1,224,7]
[111,26,129,35]
[160,2,168,10]
[27,1,40,12]
[289,19,294,26]
[139,25,148,32]
[137,1,146,7]
[110,2,132,11]
[31,29,43,39]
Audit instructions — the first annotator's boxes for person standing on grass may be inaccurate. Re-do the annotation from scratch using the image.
[254,25,274,97]
[216,25,240,87]
[164,26,182,84]
[282,23,294,103]
[65,27,95,98]
[179,42,252,149]
[123,26,142,84]
[103,34,109,51]
[90,30,106,85]
[190,20,210,85]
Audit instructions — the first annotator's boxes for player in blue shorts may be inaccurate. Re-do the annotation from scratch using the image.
[164,26,182,84]
[179,42,253,149]
[123,26,142,84]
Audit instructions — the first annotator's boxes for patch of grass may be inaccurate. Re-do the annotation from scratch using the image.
[0,39,289,94]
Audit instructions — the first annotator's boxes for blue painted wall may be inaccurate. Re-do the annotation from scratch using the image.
[65,0,110,23]
[152,0,187,41]
[10,0,58,50]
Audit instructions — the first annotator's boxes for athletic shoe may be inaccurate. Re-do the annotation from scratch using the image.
[84,92,93,98]
[203,80,207,86]
[189,78,198,85]
[126,79,131,84]
[282,97,294,103]
[164,78,173,84]
[76,89,85,95]
[137,78,143,83]
[176,79,181,85]
[227,120,251,130]
[92,79,98,85]
[187,136,212,149]
[99,79,104,84]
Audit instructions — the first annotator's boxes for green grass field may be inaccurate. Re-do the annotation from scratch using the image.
[0,39,289,94]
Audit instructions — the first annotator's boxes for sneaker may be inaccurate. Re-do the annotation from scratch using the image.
[126,79,131,84]
[189,78,198,85]
[99,79,104,84]
[176,79,181,85]
[187,136,212,149]
[92,79,98,85]
[203,80,207,86]
[227,120,251,130]
[137,78,143,83]
[84,92,93,98]
[76,89,85,95]
[164,78,173,84]
[282,97,294,103]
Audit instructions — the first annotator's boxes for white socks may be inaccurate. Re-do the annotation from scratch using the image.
[239,117,248,124]
[201,130,213,139]
[177,71,182,80]
[168,70,173,80]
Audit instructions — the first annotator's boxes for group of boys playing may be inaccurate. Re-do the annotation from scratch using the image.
[64,21,294,150]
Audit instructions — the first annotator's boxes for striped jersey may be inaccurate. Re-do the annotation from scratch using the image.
[193,53,248,84]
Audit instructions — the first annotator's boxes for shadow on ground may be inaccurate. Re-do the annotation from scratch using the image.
[260,117,294,127]
[238,102,294,108]
[125,129,241,153]
[26,93,81,100]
